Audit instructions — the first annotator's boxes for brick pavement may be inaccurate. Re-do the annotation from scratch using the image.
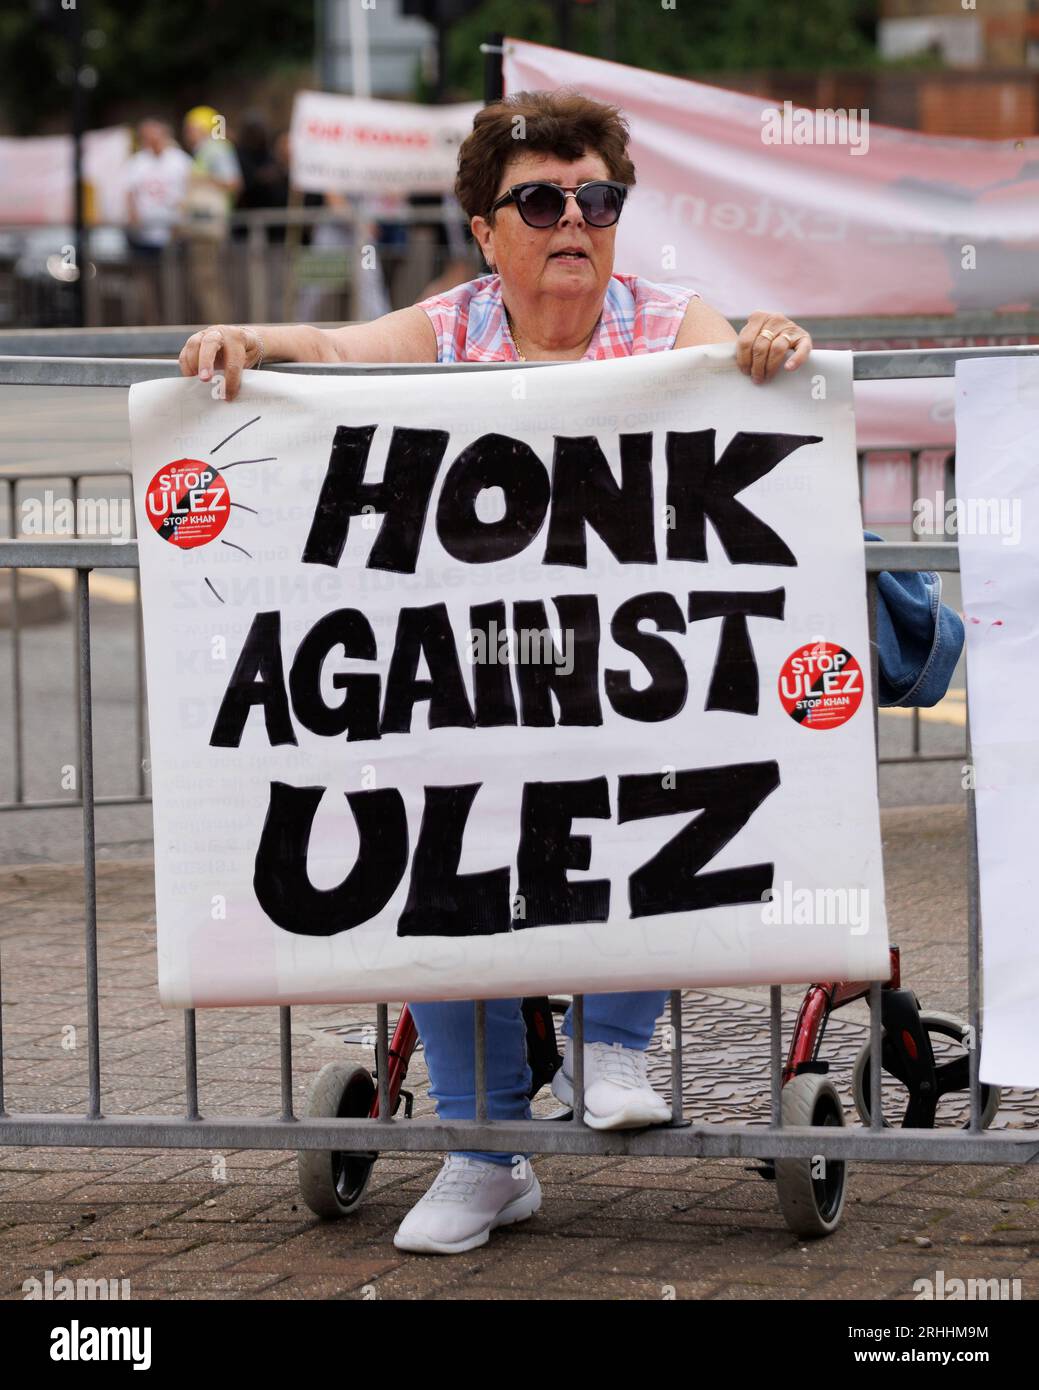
[1,803,1037,1301]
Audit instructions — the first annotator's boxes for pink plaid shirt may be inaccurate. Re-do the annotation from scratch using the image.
[416,272,698,364]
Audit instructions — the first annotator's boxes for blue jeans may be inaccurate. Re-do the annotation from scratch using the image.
[409,991,668,1165]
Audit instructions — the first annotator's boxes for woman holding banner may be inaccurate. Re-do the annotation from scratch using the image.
[179,89,963,1256]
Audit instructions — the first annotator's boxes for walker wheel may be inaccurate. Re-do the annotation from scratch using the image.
[773,1073,848,1238]
[852,1011,1001,1130]
[297,1063,378,1219]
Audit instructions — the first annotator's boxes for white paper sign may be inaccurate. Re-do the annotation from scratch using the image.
[129,347,888,1008]
[289,91,481,195]
[956,355,1039,1088]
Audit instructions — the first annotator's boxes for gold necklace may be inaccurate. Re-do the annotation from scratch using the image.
[504,307,527,361]
[505,305,599,362]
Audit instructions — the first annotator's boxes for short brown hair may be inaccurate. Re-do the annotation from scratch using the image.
[454,88,637,222]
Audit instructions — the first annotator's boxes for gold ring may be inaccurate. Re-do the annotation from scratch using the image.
[759,328,776,342]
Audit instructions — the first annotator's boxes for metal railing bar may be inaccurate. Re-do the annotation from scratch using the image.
[572,995,585,1123]
[6,481,24,807]
[0,343,1036,390]
[867,571,880,754]
[279,1007,294,1122]
[0,540,139,567]
[769,986,783,1128]
[376,1003,390,1123]
[133,569,146,798]
[0,540,959,576]
[71,479,83,785]
[474,1000,487,1124]
[852,344,1039,379]
[869,980,884,1130]
[0,940,6,1116]
[8,566,23,806]
[76,568,102,1120]
[0,315,1035,359]
[0,357,557,388]
[669,990,683,1125]
[878,753,965,767]
[184,1010,199,1121]
[3,1111,1032,1159]
[0,794,152,813]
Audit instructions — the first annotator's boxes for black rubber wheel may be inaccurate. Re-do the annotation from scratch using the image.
[774,1073,848,1238]
[853,1011,1000,1130]
[297,1063,378,1219]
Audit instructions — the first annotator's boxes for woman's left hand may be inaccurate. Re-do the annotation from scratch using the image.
[736,311,812,383]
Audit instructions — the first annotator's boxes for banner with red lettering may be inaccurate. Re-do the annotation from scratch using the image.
[503,39,1039,317]
[129,348,888,1007]
[289,91,481,195]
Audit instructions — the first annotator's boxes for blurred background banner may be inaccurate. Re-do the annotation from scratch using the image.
[0,125,130,224]
[504,38,1039,317]
[289,91,481,194]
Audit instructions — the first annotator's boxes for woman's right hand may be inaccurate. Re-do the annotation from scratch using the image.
[179,325,262,401]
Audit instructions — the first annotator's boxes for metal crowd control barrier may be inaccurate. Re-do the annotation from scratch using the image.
[0,346,1037,1172]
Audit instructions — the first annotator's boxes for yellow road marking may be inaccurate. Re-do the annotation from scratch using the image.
[881,692,965,728]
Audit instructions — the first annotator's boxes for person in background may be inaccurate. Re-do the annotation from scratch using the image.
[234,113,287,244]
[123,119,191,324]
[180,104,243,323]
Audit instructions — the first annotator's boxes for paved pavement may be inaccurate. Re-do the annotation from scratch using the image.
[1,804,1037,1301]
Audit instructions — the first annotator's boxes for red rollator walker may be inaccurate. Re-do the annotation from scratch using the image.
[297,944,998,1238]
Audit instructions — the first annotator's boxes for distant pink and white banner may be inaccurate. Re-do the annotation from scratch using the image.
[503,39,1039,317]
[289,91,481,196]
[0,126,131,225]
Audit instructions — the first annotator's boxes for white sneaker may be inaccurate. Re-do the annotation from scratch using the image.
[551,1039,671,1130]
[393,1154,541,1255]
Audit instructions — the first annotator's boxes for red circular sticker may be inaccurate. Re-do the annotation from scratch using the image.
[778,641,864,730]
[145,460,230,549]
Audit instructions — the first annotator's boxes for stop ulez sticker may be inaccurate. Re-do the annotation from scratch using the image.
[145,460,230,549]
[779,641,864,729]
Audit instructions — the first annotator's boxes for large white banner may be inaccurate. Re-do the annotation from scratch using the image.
[129,348,888,1008]
[956,356,1039,1088]
[503,40,1039,317]
[289,91,481,195]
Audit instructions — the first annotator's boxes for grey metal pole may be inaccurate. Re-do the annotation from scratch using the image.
[474,1000,487,1123]
[184,1010,199,1120]
[76,568,102,1118]
[572,994,585,1123]
[769,985,783,1127]
[669,990,683,1124]
[279,1006,294,1121]
[376,1002,390,1122]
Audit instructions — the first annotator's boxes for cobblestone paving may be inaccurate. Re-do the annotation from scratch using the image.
[1,804,1038,1300]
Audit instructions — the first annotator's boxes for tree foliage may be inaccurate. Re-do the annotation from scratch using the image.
[0,0,313,134]
[1,0,888,134]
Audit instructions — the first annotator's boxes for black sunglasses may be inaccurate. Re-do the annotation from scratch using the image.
[489,179,628,228]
